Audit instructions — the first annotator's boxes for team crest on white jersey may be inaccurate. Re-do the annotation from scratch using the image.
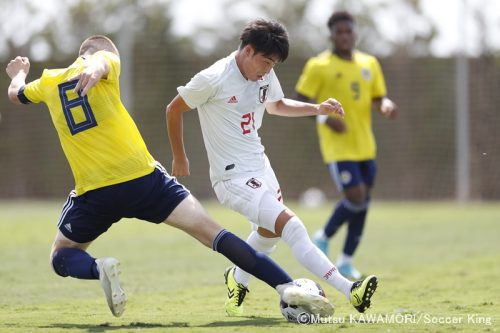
[259,84,269,103]
[246,178,262,189]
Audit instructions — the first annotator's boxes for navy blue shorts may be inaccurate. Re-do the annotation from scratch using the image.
[328,160,377,191]
[57,164,190,243]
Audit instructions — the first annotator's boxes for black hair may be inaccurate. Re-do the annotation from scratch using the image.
[327,11,355,29]
[239,19,289,62]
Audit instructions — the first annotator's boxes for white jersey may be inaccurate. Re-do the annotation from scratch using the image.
[177,51,284,185]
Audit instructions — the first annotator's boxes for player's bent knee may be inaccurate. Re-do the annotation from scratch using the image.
[257,192,288,233]
[343,198,370,213]
[51,249,70,277]
[344,185,367,204]
[257,226,278,238]
[274,209,296,236]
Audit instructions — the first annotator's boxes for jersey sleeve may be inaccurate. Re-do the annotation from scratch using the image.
[371,57,387,98]
[295,57,322,100]
[93,50,120,82]
[266,69,284,102]
[20,77,44,104]
[177,72,216,109]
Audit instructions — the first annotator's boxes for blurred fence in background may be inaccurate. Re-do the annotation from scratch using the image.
[1,39,499,201]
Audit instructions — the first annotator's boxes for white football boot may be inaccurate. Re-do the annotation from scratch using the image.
[95,257,126,317]
[278,283,334,318]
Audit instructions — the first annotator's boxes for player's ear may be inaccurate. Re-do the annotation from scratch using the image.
[243,45,254,57]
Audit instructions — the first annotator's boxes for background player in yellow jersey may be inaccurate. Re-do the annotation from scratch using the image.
[295,11,398,279]
[6,35,334,319]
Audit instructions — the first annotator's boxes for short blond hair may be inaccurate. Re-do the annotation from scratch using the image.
[79,35,119,56]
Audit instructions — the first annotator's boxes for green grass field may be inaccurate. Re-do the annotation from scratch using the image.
[0,200,499,333]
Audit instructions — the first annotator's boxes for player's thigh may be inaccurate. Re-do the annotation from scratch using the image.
[344,160,376,202]
[360,160,377,189]
[129,164,190,224]
[50,230,92,260]
[163,194,222,248]
[328,161,363,190]
[54,190,120,250]
[50,193,94,260]
[329,161,369,203]
[213,176,286,233]
[122,165,220,247]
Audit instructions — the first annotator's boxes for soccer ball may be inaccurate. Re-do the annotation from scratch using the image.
[279,278,326,323]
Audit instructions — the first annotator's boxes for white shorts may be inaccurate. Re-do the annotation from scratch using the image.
[213,162,286,233]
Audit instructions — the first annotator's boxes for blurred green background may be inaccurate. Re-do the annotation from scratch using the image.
[1,0,499,201]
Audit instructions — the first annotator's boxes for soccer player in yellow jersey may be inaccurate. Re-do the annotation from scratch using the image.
[295,11,398,279]
[6,35,334,319]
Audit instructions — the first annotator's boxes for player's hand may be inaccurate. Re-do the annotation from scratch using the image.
[326,117,347,133]
[380,98,398,119]
[318,98,344,118]
[6,56,30,79]
[67,56,109,96]
[67,68,104,97]
[172,157,190,177]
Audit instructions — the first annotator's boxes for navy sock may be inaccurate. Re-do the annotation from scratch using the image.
[324,199,353,238]
[212,230,292,288]
[343,208,367,255]
[52,248,99,280]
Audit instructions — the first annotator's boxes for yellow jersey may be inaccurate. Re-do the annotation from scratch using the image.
[21,51,156,195]
[295,50,387,163]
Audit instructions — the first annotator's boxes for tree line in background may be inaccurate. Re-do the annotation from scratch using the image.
[1,0,499,61]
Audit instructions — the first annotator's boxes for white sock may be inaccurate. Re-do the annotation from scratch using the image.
[234,231,280,286]
[314,229,328,241]
[281,216,353,300]
[275,281,294,298]
[337,253,352,266]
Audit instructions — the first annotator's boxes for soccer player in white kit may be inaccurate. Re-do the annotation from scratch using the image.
[166,19,378,316]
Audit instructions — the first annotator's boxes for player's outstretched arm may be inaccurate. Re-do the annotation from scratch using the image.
[166,95,192,177]
[6,56,30,105]
[266,97,344,118]
[67,53,110,96]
